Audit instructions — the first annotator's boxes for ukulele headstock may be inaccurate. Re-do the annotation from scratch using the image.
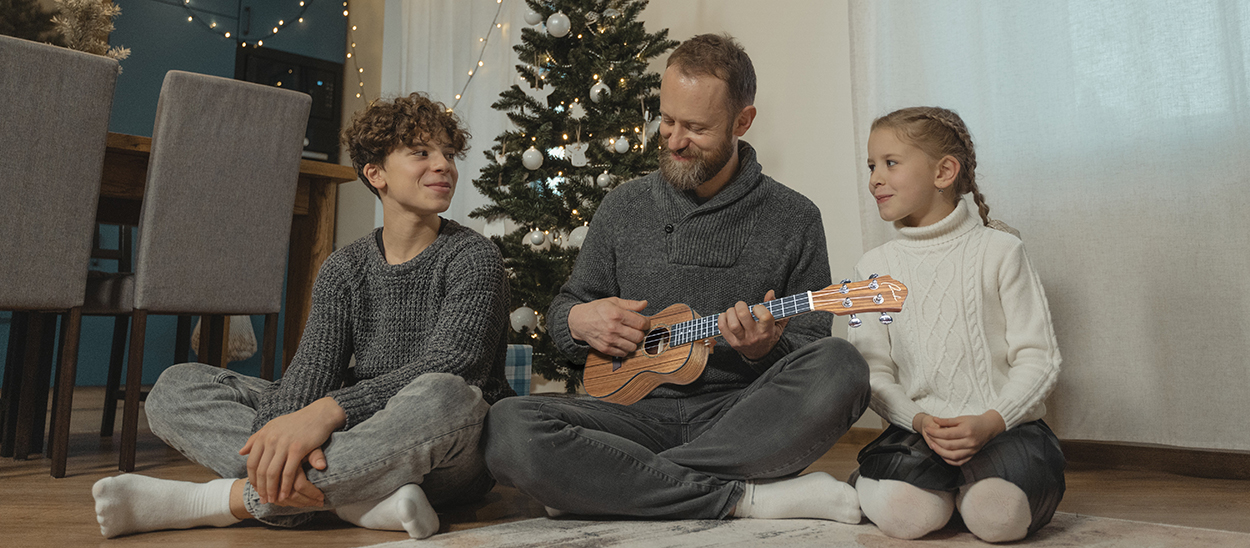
[813,274,908,327]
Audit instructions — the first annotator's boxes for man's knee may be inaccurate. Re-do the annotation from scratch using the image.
[805,338,870,400]
[482,397,541,486]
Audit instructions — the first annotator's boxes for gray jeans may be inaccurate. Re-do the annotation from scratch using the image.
[484,337,870,519]
[145,363,494,527]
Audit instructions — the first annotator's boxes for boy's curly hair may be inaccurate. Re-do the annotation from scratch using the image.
[341,92,471,198]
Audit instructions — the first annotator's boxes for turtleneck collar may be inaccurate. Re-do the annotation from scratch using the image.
[657,140,763,213]
[894,199,982,245]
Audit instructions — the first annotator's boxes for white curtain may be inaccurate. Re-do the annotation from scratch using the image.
[383,0,535,233]
[849,1,1250,451]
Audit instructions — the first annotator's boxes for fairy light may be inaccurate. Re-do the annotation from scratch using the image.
[449,0,506,111]
[346,21,367,103]
[181,0,313,47]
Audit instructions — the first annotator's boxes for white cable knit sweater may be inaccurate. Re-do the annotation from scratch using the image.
[849,201,1061,431]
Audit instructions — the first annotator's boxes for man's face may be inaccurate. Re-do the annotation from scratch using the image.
[656,66,737,191]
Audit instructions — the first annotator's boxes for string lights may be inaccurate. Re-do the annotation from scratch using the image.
[180,0,317,47]
[449,0,506,112]
[346,20,367,105]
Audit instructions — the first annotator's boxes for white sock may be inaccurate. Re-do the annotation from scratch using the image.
[335,484,439,539]
[92,475,241,539]
[733,471,862,523]
[856,477,954,539]
[957,478,1030,543]
[544,506,566,518]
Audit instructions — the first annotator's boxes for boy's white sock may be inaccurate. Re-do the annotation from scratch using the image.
[335,484,439,539]
[732,471,862,523]
[92,475,240,539]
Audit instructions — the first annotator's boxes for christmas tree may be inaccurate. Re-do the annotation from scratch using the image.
[470,0,677,391]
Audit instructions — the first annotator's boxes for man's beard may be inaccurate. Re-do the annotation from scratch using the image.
[657,136,734,191]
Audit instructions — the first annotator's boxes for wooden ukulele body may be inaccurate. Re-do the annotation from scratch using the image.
[583,303,713,405]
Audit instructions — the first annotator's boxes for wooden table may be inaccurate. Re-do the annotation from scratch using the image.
[100,133,358,371]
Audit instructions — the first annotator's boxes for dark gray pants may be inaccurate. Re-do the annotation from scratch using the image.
[484,337,870,519]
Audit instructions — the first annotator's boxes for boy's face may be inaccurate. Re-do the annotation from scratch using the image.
[369,134,458,217]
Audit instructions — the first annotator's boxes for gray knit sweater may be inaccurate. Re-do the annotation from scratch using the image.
[252,219,514,432]
[549,141,834,397]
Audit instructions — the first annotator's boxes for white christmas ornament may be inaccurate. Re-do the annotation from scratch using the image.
[613,136,630,153]
[646,117,661,137]
[566,142,589,166]
[525,229,550,250]
[568,102,587,119]
[590,82,611,103]
[522,146,543,170]
[567,225,589,248]
[596,171,613,188]
[523,8,543,25]
[495,152,507,165]
[546,12,571,38]
[510,307,539,333]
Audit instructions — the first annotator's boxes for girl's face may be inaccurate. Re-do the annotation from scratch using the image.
[866,128,954,228]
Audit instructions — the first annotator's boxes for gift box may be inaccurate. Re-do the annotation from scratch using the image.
[504,344,532,396]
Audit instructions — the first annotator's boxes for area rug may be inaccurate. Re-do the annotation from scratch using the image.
[362,512,1250,548]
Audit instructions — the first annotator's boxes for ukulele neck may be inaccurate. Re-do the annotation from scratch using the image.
[668,292,813,348]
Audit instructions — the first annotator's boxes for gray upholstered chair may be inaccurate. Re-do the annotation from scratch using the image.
[0,35,119,477]
[83,71,310,472]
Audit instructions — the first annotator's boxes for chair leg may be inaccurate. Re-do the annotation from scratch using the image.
[119,310,147,472]
[49,308,82,478]
[13,313,51,460]
[99,315,129,437]
[1,312,28,457]
[174,315,191,364]
[203,315,226,367]
[261,313,278,381]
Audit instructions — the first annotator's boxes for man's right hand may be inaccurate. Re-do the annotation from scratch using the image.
[568,297,650,357]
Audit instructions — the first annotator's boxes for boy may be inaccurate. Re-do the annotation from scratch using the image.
[93,92,514,539]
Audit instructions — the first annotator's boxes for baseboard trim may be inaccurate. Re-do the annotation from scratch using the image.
[841,428,1250,480]
[1061,439,1250,480]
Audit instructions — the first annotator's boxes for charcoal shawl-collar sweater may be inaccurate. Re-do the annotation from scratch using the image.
[251,219,514,433]
[549,141,834,398]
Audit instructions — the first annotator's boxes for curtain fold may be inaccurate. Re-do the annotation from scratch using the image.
[849,0,1250,451]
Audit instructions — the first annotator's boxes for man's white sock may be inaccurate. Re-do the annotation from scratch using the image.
[92,475,240,539]
[733,471,862,523]
[335,484,439,539]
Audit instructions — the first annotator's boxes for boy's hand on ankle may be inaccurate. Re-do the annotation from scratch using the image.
[919,410,1006,466]
[241,397,346,505]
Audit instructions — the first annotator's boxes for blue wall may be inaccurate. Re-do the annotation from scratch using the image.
[0,0,346,387]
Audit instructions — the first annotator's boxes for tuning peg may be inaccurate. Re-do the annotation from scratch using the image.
[869,273,879,279]
[841,279,852,284]
[879,312,893,325]
[869,280,879,290]
[848,314,862,328]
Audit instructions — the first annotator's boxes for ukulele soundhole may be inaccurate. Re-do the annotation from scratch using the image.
[643,326,670,356]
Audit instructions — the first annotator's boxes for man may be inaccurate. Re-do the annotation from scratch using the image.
[484,34,869,522]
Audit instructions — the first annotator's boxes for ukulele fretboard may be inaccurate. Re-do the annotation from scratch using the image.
[668,291,813,347]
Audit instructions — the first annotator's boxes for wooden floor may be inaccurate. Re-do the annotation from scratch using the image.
[2,387,1248,547]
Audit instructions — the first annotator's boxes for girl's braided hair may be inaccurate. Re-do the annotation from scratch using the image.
[871,107,990,226]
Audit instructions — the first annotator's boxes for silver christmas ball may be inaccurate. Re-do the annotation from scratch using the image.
[546,12,571,38]
[510,307,539,332]
[596,172,613,188]
[523,8,543,25]
[567,225,589,248]
[522,146,543,170]
[613,136,630,153]
[590,81,611,103]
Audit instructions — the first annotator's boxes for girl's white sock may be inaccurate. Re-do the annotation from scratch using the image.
[733,471,862,523]
[335,483,439,539]
[857,477,954,539]
[92,475,240,539]
[957,477,1031,542]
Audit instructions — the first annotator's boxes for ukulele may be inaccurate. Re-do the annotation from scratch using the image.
[583,275,909,405]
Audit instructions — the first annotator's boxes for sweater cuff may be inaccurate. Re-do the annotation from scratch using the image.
[550,301,590,366]
[742,337,792,373]
[329,386,378,431]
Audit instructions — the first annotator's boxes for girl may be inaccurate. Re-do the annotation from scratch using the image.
[849,107,1064,542]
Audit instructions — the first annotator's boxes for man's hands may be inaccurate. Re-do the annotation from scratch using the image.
[720,290,788,361]
[569,297,649,357]
[240,397,346,506]
[914,410,1007,466]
